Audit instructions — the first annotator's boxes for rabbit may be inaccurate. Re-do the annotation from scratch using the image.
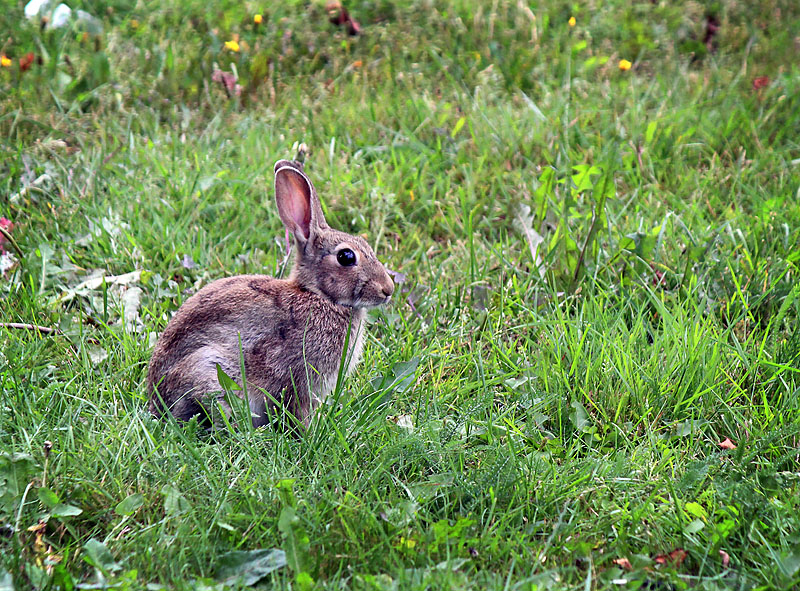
[146,158,395,429]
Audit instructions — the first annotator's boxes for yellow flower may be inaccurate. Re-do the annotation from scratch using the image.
[0,55,11,68]
[254,14,262,24]
[568,16,576,27]
[618,59,632,71]
[224,40,240,52]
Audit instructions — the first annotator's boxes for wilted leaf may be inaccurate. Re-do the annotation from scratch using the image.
[752,76,769,90]
[215,549,287,586]
[719,550,730,568]
[719,438,736,450]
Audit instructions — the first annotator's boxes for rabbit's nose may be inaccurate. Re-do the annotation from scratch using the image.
[382,280,394,298]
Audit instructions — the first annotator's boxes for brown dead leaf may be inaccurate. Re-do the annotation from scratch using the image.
[326,1,360,35]
[703,14,720,52]
[613,557,633,570]
[211,68,242,98]
[655,548,688,567]
[19,52,35,72]
[719,550,730,567]
[719,438,737,450]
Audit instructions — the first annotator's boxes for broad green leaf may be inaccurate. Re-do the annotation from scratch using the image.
[685,502,708,520]
[0,454,36,517]
[278,506,311,575]
[161,485,190,516]
[84,539,122,574]
[275,479,297,509]
[685,519,705,534]
[216,364,242,391]
[38,487,60,509]
[115,493,145,517]
[392,357,420,394]
[571,164,602,193]
[295,571,315,590]
[52,503,83,517]
[645,120,657,144]
[779,550,800,578]
[451,117,466,138]
[569,401,591,432]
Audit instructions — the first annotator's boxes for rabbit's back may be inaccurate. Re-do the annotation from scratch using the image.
[147,274,366,425]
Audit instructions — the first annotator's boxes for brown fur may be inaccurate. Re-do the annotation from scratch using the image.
[146,160,394,428]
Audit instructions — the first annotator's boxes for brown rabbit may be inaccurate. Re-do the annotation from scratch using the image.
[146,159,395,428]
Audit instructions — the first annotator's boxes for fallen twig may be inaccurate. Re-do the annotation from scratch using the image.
[0,322,62,335]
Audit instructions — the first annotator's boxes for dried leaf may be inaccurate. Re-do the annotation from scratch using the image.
[212,67,242,97]
[73,270,141,291]
[752,76,769,90]
[19,52,35,72]
[386,268,407,285]
[655,548,687,567]
[88,346,108,365]
[703,14,720,52]
[719,438,736,450]
[121,286,143,333]
[326,1,360,35]
[613,557,633,570]
[719,550,730,567]
[387,414,414,432]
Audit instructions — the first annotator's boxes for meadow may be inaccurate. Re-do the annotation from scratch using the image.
[1,0,800,589]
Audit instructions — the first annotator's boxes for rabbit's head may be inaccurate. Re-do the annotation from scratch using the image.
[274,160,394,308]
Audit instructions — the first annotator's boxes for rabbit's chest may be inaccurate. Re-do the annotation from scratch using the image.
[309,309,366,403]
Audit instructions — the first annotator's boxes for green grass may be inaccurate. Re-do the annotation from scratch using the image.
[2,0,800,589]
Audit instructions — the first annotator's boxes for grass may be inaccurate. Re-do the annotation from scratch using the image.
[2,0,800,589]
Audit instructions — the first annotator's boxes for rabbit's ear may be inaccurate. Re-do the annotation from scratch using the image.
[274,159,304,174]
[274,165,326,243]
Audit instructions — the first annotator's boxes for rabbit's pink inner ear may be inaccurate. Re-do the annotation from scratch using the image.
[275,167,312,241]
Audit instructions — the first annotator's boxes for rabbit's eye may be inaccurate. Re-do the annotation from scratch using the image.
[337,248,357,267]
